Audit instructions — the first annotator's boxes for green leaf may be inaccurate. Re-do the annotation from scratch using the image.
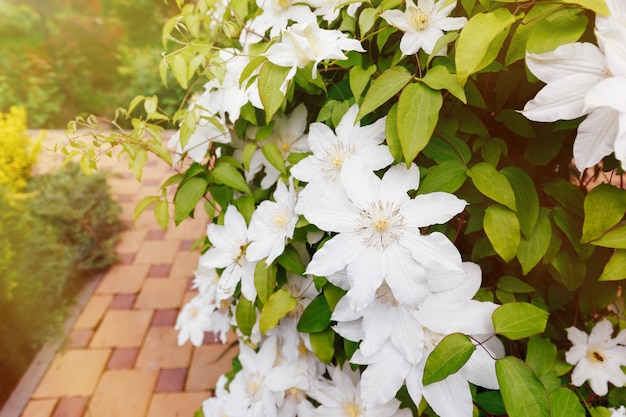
[359,7,378,36]
[310,328,335,363]
[134,196,159,224]
[525,336,557,377]
[155,199,169,230]
[501,167,539,238]
[582,184,626,243]
[544,180,584,217]
[551,248,586,290]
[517,210,552,274]
[385,103,402,163]
[498,276,536,293]
[236,297,256,336]
[262,142,287,176]
[241,143,257,172]
[323,283,346,311]
[422,133,471,164]
[456,9,516,85]
[468,163,516,211]
[422,333,476,385]
[172,54,189,89]
[356,66,413,121]
[397,83,442,164]
[174,177,207,225]
[422,65,467,103]
[297,295,332,333]
[553,206,592,259]
[549,388,586,417]
[235,195,256,224]
[349,65,377,103]
[493,302,549,340]
[276,246,306,276]
[599,249,626,281]
[484,205,520,262]
[254,261,277,304]
[418,160,467,194]
[259,62,290,123]
[259,289,297,334]
[496,357,550,417]
[526,7,587,56]
[212,162,251,194]
[592,224,626,248]
[557,0,609,15]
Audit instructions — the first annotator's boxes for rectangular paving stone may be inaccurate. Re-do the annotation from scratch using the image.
[163,216,208,241]
[20,399,57,417]
[116,252,136,265]
[107,347,139,370]
[115,230,148,253]
[146,229,166,240]
[145,392,211,417]
[87,369,158,417]
[73,294,112,329]
[134,241,179,265]
[32,349,111,398]
[155,368,187,392]
[134,278,187,310]
[96,264,149,294]
[51,397,87,417]
[135,327,192,370]
[147,264,171,278]
[169,251,200,280]
[185,343,239,392]
[90,309,153,348]
[109,294,136,309]
[65,329,93,349]
[151,309,178,327]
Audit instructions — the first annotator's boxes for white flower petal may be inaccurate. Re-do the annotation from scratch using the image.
[306,232,363,276]
[573,107,619,170]
[522,73,604,122]
[423,373,473,417]
[526,43,608,83]
[402,192,467,227]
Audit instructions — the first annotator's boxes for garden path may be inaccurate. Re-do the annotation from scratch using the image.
[1,131,235,417]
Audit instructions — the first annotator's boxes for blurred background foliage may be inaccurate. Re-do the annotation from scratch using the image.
[0,107,124,404]
[0,0,185,127]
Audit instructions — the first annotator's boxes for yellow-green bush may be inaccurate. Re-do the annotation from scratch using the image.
[0,107,42,192]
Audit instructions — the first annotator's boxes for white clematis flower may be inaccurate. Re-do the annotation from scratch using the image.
[247,179,298,265]
[521,28,626,171]
[199,205,259,301]
[247,0,317,42]
[381,0,467,56]
[264,22,365,93]
[309,365,412,417]
[304,0,362,23]
[347,264,503,416]
[565,319,626,396]
[291,104,393,200]
[175,294,231,346]
[298,160,466,310]
[247,104,310,189]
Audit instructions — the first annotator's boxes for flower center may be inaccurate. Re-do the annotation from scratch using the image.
[189,307,198,318]
[355,201,405,250]
[408,6,429,30]
[322,142,356,181]
[587,349,605,363]
[344,402,361,417]
[245,373,264,402]
[275,0,292,11]
[271,206,293,232]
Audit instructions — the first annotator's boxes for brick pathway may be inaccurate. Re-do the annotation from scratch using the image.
[2,131,236,417]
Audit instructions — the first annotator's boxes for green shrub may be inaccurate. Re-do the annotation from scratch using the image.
[0,163,123,405]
